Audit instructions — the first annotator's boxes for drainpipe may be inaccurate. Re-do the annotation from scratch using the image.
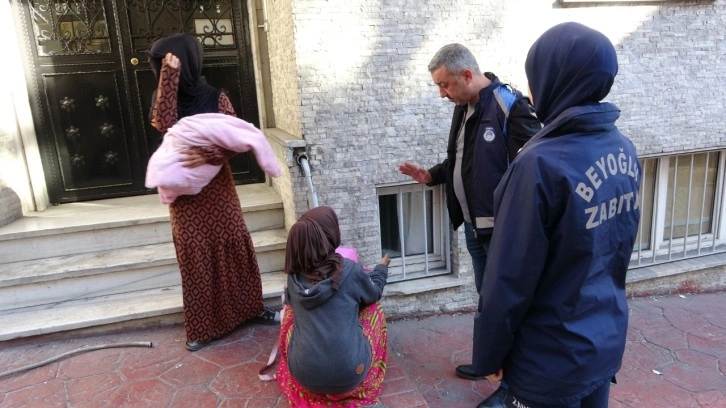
[296,152,319,209]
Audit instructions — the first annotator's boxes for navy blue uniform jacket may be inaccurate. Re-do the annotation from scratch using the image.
[427,73,540,237]
[472,22,642,406]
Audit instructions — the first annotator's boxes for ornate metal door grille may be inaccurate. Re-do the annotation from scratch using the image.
[29,0,111,55]
[16,0,262,203]
[126,0,236,52]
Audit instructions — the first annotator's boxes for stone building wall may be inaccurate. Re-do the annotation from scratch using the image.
[266,0,303,138]
[277,0,726,315]
[607,2,726,156]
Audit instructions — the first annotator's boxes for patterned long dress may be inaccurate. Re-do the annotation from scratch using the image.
[150,63,265,344]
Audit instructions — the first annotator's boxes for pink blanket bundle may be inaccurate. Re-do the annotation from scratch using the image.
[145,113,282,204]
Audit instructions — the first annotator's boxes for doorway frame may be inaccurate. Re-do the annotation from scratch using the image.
[5,0,269,211]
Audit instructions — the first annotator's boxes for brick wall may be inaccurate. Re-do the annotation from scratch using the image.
[274,0,726,315]
[607,3,726,156]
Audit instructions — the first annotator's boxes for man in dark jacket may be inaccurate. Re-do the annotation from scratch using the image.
[398,43,541,381]
[473,22,641,407]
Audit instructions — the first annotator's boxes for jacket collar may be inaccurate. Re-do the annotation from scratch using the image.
[519,102,620,153]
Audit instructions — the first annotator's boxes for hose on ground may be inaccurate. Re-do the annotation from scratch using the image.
[0,341,153,379]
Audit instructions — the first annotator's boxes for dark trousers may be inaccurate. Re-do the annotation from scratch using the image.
[463,221,491,294]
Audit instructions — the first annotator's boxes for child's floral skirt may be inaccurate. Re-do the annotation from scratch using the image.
[276,303,388,407]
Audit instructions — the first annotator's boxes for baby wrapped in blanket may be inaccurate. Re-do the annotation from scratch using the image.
[146,113,282,203]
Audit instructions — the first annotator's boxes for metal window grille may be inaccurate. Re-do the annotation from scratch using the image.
[632,151,724,267]
[377,183,450,282]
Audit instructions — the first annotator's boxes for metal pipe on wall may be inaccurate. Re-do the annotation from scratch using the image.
[296,153,319,209]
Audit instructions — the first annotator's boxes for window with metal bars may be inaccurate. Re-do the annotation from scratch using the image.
[377,183,450,282]
[633,151,724,266]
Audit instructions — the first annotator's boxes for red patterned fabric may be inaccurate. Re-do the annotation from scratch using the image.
[150,64,179,133]
[151,59,264,344]
[276,304,388,407]
[170,164,264,343]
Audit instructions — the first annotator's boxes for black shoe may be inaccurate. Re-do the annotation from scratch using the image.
[476,386,508,408]
[455,364,485,380]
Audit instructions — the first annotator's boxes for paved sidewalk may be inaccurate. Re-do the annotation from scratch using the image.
[1,291,725,407]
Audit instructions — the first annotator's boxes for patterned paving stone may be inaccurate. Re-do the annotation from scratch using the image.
[65,373,123,406]
[57,348,123,379]
[160,358,221,387]
[105,378,174,407]
[638,327,689,351]
[3,380,67,407]
[663,349,725,392]
[1,292,725,407]
[168,386,220,407]
[687,327,726,358]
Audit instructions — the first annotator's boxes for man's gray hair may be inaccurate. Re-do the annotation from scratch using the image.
[428,43,481,75]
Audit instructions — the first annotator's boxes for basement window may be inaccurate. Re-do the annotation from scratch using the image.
[377,183,450,282]
[633,151,726,266]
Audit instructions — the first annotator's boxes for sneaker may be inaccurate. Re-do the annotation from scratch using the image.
[185,341,208,351]
[476,386,509,407]
[455,364,485,380]
[250,307,280,325]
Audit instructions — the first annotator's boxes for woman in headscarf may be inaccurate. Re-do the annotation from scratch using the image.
[148,33,278,352]
[472,22,641,407]
[276,206,390,407]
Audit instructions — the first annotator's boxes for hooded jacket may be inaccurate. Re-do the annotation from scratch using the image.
[284,258,388,395]
[472,22,641,405]
[427,73,540,238]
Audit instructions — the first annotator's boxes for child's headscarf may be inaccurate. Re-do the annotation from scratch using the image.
[148,33,220,119]
[284,206,344,289]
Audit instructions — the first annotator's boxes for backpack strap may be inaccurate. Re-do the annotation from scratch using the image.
[493,84,520,163]
[492,84,519,138]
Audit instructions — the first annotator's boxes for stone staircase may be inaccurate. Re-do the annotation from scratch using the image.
[0,183,288,341]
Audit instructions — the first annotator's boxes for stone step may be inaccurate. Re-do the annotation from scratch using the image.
[0,183,290,341]
[0,228,288,312]
[0,184,283,263]
[0,272,287,341]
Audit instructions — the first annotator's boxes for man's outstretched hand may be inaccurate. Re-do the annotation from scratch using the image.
[398,162,432,184]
